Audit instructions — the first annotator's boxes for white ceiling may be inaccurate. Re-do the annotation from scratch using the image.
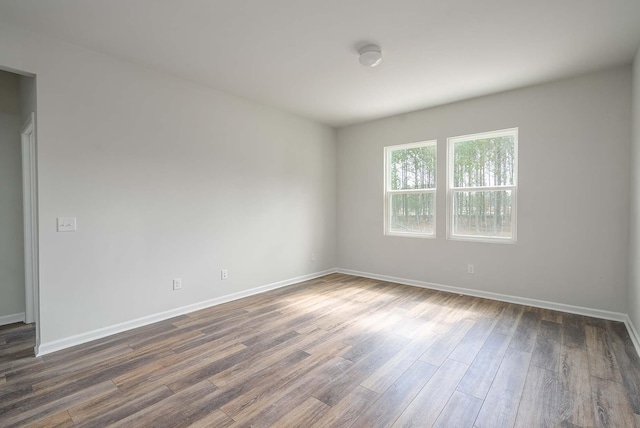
[0,0,639,127]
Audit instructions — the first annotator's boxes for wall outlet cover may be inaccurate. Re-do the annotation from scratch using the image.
[57,217,77,232]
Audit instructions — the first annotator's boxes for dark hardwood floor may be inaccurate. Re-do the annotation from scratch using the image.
[2,273,640,427]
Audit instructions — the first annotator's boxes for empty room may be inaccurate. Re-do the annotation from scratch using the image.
[1,0,640,427]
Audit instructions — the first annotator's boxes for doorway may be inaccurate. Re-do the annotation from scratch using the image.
[0,68,38,356]
[21,114,38,333]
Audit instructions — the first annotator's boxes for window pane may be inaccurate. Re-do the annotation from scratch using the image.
[453,135,515,187]
[390,193,435,235]
[390,145,436,190]
[452,190,513,238]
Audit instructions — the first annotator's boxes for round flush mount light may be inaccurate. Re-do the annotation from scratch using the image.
[358,44,383,67]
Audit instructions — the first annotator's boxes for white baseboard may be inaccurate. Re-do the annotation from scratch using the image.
[343,269,640,359]
[36,266,640,359]
[0,312,25,326]
[337,268,627,322]
[37,269,337,356]
[624,316,640,358]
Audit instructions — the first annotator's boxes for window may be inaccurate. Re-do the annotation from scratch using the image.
[384,140,437,238]
[447,128,518,242]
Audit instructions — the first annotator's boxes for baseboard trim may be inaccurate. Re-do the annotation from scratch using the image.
[0,312,25,326]
[37,268,337,356]
[36,267,640,358]
[337,268,627,322]
[624,315,640,358]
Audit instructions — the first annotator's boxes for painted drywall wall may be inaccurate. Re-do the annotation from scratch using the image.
[338,66,631,313]
[0,24,337,346]
[19,74,36,125]
[0,69,25,320]
[629,48,640,329]
[0,69,20,114]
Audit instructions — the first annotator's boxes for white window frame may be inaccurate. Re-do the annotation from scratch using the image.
[384,140,437,239]
[447,128,518,243]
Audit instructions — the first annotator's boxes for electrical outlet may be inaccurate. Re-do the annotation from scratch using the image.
[221,269,229,280]
[311,253,316,262]
[467,264,475,274]
[173,278,182,290]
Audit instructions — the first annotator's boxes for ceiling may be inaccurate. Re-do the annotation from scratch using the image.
[0,0,639,127]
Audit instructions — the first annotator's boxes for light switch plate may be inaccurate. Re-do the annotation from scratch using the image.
[57,217,77,232]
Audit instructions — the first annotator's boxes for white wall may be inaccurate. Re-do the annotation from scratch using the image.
[338,66,631,313]
[0,25,337,347]
[629,48,640,328]
[19,74,36,125]
[0,70,25,320]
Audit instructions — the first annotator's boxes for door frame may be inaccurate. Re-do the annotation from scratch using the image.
[21,112,40,353]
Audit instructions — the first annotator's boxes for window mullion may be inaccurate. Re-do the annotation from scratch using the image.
[387,188,436,195]
[450,185,515,192]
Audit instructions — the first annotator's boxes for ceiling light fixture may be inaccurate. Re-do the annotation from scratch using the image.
[358,44,383,67]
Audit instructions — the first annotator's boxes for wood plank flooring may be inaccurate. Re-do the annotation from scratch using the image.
[2,273,640,427]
